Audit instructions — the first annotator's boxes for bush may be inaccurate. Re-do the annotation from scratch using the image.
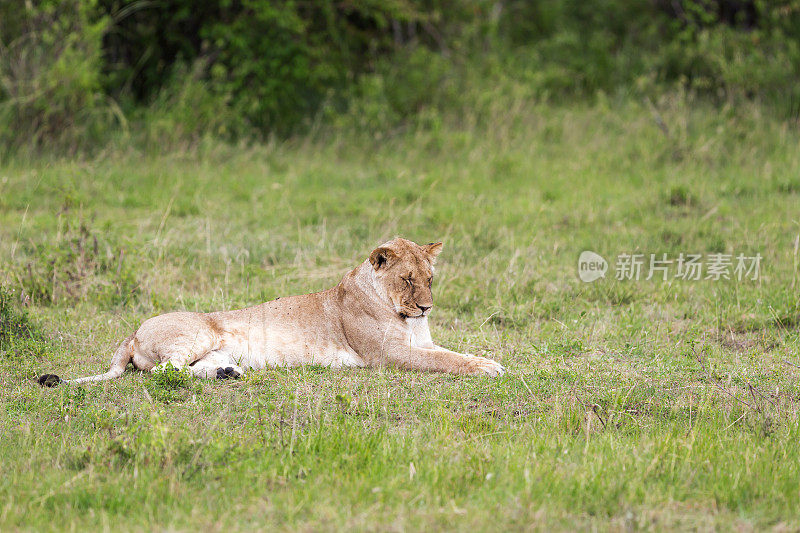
[333,46,457,132]
[0,0,120,154]
[100,0,435,135]
[654,19,800,103]
[2,0,800,150]
[134,60,251,151]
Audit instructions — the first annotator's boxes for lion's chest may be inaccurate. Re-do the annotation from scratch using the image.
[405,317,434,348]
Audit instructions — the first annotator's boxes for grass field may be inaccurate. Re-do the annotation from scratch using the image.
[1,95,800,531]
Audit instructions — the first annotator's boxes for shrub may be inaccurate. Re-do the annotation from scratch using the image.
[3,0,800,149]
[654,20,800,103]
[100,0,434,135]
[134,60,251,151]
[0,0,119,154]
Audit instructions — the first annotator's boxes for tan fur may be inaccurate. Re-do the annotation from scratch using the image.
[66,238,504,384]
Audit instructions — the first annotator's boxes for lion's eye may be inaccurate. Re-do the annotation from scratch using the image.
[404,277,412,287]
[428,277,433,287]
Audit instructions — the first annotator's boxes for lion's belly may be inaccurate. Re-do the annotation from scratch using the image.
[218,325,364,370]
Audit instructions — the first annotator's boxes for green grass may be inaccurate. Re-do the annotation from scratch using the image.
[1,95,800,530]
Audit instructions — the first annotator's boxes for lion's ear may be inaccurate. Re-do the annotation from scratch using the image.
[422,242,443,262]
[369,246,397,270]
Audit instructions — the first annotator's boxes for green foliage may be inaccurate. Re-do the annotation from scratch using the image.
[333,46,457,131]
[201,1,328,134]
[100,0,431,135]
[135,60,251,150]
[0,0,119,154]
[491,0,800,104]
[2,0,800,150]
[653,9,800,102]
[496,0,659,95]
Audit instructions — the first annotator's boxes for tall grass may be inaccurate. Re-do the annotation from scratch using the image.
[1,94,799,529]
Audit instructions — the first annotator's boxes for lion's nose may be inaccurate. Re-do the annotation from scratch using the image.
[418,305,431,313]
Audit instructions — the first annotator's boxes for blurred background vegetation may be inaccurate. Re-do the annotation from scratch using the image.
[1,0,799,155]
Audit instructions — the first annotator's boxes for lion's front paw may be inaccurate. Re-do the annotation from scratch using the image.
[463,355,505,377]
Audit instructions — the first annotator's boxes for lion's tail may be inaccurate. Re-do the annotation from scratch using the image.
[63,334,135,385]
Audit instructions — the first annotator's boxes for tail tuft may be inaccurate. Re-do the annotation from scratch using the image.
[37,374,63,387]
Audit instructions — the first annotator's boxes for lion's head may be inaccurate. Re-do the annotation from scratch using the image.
[369,238,443,318]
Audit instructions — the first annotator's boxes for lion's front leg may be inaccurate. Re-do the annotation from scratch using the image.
[392,346,505,377]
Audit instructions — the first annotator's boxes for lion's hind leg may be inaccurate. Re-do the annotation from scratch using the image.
[137,311,224,374]
[186,350,244,380]
[149,352,242,380]
[135,312,243,380]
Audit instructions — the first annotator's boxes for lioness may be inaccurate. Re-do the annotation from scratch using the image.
[39,237,504,386]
